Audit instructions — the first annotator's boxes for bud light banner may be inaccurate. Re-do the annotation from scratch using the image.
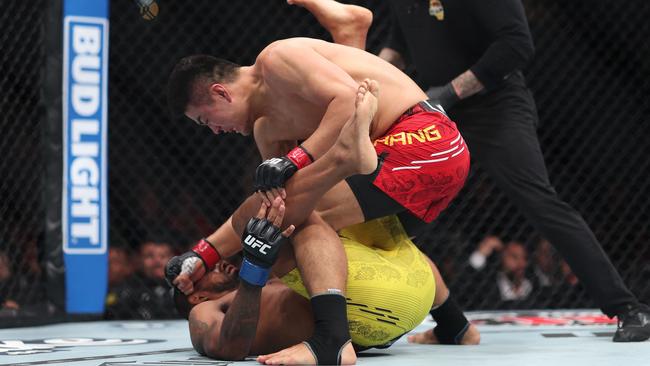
[62,0,109,313]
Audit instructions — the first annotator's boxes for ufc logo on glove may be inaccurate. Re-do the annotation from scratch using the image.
[244,235,272,254]
[267,158,284,165]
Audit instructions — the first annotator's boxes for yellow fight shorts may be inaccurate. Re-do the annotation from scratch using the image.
[280,215,435,348]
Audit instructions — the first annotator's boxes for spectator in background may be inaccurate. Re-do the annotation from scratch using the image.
[105,239,178,319]
[560,261,578,287]
[497,241,533,305]
[468,236,503,272]
[14,239,46,308]
[0,236,48,315]
[553,258,590,308]
[532,238,559,289]
[105,245,134,315]
[530,237,591,309]
[0,251,19,311]
[108,246,134,287]
[467,236,533,309]
[140,240,173,280]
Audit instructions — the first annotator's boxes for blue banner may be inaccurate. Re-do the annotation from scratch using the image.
[62,0,109,313]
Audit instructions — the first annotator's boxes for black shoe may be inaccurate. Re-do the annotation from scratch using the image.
[613,304,650,342]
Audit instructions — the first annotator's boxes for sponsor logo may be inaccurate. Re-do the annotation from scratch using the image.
[243,235,272,255]
[465,310,618,326]
[63,16,109,255]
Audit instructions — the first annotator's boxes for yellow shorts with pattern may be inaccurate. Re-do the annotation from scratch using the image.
[280,215,435,347]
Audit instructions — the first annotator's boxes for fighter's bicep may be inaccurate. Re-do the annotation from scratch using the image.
[188,304,224,357]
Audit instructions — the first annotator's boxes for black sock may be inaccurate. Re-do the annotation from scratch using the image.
[304,293,351,365]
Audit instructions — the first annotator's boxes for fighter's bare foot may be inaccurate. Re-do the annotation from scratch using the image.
[330,78,379,176]
[287,0,372,49]
[257,341,356,365]
[407,324,481,345]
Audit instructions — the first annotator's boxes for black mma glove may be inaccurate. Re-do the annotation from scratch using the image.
[164,238,221,287]
[426,83,460,110]
[254,145,313,191]
[239,217,288,286]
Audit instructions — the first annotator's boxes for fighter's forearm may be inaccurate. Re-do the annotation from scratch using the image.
[450,70,484,100]
[212,281,263,360]
[205,216,243,258]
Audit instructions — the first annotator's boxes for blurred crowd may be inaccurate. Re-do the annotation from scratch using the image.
[1,180,648,320]
[453,235,589,310]
[2,227,630,320]
[2,227,649,320]
[0,237,47,317]
[104,238,178,320]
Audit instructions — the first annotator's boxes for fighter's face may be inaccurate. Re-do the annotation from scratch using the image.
[187,260,240,305]
[185,83,251,136]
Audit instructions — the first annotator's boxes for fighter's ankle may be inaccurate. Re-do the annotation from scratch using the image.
[306,292,351,365]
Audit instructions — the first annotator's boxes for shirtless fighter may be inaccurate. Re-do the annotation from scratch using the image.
[165,26,470,365]
[179,199,441,361]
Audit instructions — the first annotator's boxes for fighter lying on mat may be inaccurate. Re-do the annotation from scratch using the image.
[173,198,475,361]
[166,50,472,364]
[166,30,476,361]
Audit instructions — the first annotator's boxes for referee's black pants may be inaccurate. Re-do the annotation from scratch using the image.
[448,81,638,317]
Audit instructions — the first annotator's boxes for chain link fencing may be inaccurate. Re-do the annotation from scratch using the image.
[0,0,48,319]
[0,0,648,321]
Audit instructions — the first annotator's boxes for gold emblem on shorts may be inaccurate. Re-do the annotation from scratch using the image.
[429,0,444,21]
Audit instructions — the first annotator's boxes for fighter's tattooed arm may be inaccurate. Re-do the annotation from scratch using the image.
[202,281,263,360]
[188,311,209,355]
[451,70,485,99]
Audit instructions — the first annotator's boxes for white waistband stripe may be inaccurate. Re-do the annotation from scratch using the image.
[392,166,422,171]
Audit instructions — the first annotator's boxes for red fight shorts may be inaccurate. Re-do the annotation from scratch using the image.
[372,104,470,223]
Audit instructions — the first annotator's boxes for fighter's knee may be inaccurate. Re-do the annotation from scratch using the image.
[313,207,358,231]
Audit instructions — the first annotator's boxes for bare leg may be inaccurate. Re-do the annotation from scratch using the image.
[426,254,451,307]
[407,255,481,345]
[292,213,349,295]
[256,80,379,365]
[288,0,372,49]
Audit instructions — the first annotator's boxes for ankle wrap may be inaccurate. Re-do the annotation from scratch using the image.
[431,294,470,344]
[304,293,351,365]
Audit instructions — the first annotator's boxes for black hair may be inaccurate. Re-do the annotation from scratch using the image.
[166,54,240,118]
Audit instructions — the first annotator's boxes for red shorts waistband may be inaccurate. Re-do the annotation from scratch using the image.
[399,100,447,121]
